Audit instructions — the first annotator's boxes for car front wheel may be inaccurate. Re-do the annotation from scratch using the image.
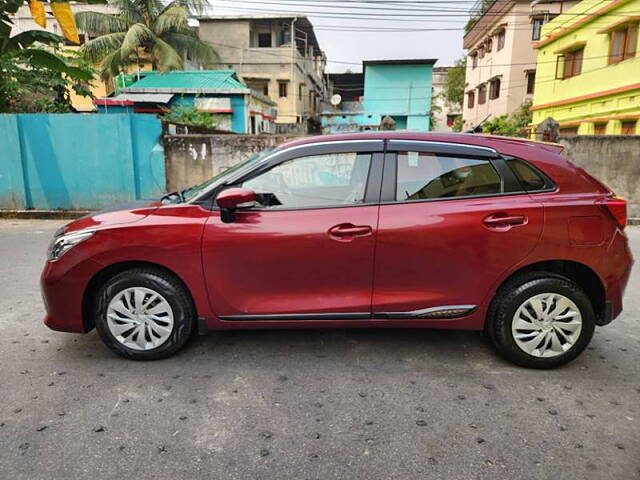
[94,268,196,360]
[486,272,596,369]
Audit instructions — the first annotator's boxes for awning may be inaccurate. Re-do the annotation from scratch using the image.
[94,93,174,106]
[597,16,640,34]
[553,41,587,54]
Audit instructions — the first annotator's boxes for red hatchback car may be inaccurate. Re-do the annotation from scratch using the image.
[41,132,633,368]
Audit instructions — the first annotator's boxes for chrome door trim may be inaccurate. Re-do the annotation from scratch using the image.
[219,312,371,321]
[218,305,476,321]
[373,305,477,319]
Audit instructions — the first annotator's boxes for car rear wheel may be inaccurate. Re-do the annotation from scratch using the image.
[94,268,196,360]
[486,272,595,369]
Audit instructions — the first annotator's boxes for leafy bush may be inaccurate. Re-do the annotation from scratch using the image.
[444,57,466,109]
[0,49,94,113]
[161,105,218,128]
[452,116,464,132]
[482,101,533,137]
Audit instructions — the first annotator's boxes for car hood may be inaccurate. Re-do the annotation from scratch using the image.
[58,199,163,236]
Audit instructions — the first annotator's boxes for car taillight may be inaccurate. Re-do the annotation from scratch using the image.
[600,196,627,229]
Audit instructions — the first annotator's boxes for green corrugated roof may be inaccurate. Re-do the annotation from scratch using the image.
[122,70,250,93]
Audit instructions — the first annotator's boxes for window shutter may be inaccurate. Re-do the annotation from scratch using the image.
[555,55,565,79]
[624,24,638,60]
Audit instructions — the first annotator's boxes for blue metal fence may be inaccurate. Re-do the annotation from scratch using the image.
[0,114,166,210]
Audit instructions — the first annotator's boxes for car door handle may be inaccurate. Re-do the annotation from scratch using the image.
[483,213,527,230]
[328,223,373,240]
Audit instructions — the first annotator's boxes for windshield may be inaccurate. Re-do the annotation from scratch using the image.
[181,147,276,202]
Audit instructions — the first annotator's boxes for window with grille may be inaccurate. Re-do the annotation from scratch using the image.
[621,120,637,134]
[532,18,544,41]
[608,23,638,64]
[258,33,272,47]
[526,71,536,94]
[497,30,506,50]
[478,85,487,104]
[556,48,584,79]
[489,78,501,100]
[559,126,578,136]
[594,123,607,135]
[531,16,556,41]
[278,81,288,98]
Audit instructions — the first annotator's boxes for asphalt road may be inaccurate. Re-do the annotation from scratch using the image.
[0,219,638,480]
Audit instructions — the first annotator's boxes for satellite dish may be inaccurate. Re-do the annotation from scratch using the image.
[330,94,342,106]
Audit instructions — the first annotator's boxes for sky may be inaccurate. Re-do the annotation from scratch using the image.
[205,0,473,72]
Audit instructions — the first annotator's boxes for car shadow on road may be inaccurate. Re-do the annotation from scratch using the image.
[54,325,617,376]
[55,326,531,372]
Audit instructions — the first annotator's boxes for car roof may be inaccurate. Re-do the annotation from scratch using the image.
[280,131,565,155]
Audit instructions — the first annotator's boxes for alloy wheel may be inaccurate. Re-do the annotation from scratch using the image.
[106,287,174,351]
[511,293,583,358]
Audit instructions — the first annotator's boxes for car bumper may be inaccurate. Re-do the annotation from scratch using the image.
[601,229,634,325]
[41,257,104,333]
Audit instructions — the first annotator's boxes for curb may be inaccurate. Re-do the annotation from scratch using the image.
[0,210,92,220]
[629,218,640,226]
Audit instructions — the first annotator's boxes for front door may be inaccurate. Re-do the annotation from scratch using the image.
[372,143,544,317]
[202,148,383,319]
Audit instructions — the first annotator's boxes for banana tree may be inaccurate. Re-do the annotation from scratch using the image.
[1,0,95,111]
[1,0,91,75]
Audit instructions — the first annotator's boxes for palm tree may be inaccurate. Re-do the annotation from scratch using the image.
[76,0,217,80]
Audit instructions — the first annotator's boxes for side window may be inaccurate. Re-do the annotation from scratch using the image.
[505,158,552,191]
[395,152,502,201]
[240,152,372,209]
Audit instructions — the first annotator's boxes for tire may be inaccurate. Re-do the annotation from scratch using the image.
[485,272,595,369]
[94,268,196,360]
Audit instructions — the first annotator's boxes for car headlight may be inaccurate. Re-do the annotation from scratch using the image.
[47,230,95,261]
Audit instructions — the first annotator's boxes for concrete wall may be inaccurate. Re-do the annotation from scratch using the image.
[163,134,305,191]
[0,114,165,210]
[559,135,640,218]
[163,133,640,219]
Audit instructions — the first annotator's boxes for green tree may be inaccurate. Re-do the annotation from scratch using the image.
[430,91,442,130]
[443,56,466,110]
[0,49,95,112]
[451,116,463,132]
[482,101,533,137]
[76,0,218,81]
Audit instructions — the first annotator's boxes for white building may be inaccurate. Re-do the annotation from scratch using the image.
[462,0,577,130]
[431,66,462,131]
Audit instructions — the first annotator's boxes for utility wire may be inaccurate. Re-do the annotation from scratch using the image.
[205,38,634,69]
[204,2,640,18]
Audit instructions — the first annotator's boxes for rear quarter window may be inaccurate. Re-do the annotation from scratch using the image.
[505,158,554,192]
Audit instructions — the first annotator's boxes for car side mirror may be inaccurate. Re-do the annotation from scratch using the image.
[216,188,256,223]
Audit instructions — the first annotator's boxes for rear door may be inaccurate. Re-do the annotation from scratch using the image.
[372,140,544,318]
[201,140,384,320]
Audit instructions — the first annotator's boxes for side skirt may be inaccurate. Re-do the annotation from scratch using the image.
[217,306,476,322]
